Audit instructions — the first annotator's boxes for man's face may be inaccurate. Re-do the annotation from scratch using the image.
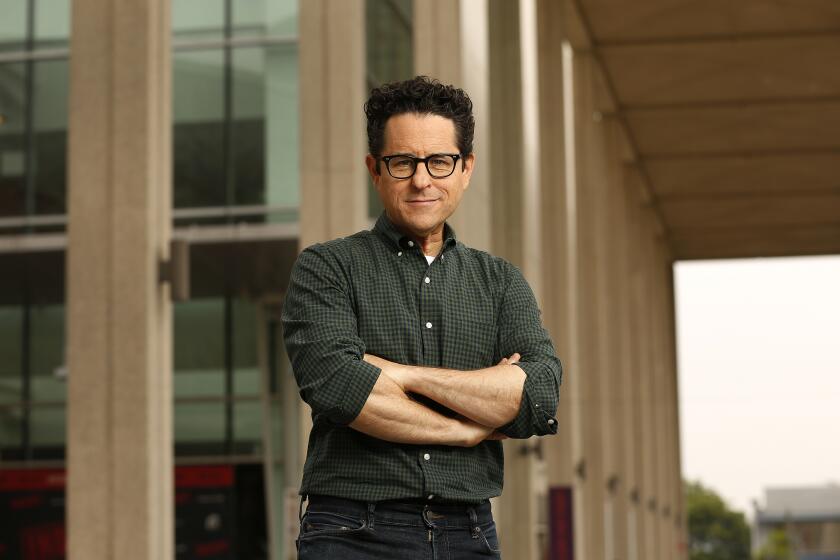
[366,113,475,239]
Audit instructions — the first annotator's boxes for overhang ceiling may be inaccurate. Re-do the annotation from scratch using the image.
[575,0,840,259]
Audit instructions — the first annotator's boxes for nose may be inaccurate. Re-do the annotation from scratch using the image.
[411,162,433,189]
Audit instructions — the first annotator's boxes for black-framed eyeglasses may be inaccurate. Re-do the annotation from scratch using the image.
[379,153,462,179]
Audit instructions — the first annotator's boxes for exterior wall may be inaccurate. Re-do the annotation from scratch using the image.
[7,0,687,558]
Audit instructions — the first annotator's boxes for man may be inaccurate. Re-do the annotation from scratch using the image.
[283,76,561,559]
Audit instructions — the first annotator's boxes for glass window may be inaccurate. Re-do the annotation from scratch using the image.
[30,304,65,401]
[233,0,298,38]
[35,0,71,48]
[0,62,27,218]
[231,45,299,212]
[366,0,414,218]
[0,306,23,406]
[32,59,69,215]
[0,0,27,51]
[173,50,226,209]
[172,0,225,41]
[366,0,413,88]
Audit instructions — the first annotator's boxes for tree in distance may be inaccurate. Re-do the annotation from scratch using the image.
[685,480,751,560]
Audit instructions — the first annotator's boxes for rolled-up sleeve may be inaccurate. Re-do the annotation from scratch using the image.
[497,265,562,439]
[282,245,381,426]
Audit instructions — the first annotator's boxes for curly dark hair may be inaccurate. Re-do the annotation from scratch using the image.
[364,76,475,160]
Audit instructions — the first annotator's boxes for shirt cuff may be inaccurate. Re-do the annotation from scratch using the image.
[498,362,558,438]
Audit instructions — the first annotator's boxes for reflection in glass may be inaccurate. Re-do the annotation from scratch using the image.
[172,0,225,41]
[174,299,226,399]
[30,406,65,447]
[30,304,65,401]
[366,0,413,87]
[366,0,413,218]
[35,0,71,48]
[0,0,26,51]
[33,59,69,215]
[0,306,23,405]
[0,63,27,217]
[231,46,299,211]
[173,50,225,208]
[233,0,298,38]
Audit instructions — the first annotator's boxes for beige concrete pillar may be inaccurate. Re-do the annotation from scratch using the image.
[66,1,173,559]
[603,120,632,560]
[572,50,608,560]
[297,0,367,483]
[299,0,367,248]
[624,172,648,560]
[414,0,492,252]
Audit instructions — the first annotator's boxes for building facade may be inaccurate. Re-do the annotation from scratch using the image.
[1,1,692,559]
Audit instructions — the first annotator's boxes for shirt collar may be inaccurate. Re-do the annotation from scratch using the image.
[373,212,458,252]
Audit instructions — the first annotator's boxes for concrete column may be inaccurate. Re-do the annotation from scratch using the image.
[66,1,173,559]
[603,120,632,560]
[573,50,608,560]
[624,172,648,560]
[297,0,367,483]
[414,0,492,252]
[299,0,367,248]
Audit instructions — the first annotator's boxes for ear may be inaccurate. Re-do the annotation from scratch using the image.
[460,153,476,189]
[365,154,381,182]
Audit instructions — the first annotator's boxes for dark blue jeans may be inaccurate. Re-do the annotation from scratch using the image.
[297,495,502,559]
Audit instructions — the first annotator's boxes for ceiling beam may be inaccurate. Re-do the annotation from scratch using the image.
[595,28,840,48]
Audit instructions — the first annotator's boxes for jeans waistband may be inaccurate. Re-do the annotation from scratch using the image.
[304,494,494,528]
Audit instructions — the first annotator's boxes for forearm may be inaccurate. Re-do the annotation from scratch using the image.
[349,372,495,446]
[369,355,527,428]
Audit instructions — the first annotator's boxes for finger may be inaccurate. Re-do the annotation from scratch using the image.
[497,357,509,365]
[486,432,508,441]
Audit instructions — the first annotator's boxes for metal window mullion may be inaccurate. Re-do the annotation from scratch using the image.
[223,0,235,211]
[23,0,37,221]
[224,285,234,455]
[21,263,32,460]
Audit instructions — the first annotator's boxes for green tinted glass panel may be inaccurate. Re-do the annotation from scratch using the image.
[173,50,225,208]
[174,299,225,398]
[30,406,65,446]
[262,44,298,213]
[0,405,22,452]
[230,45,298,211]
[35,0,70,48]
[30,304,65,401]
[173,0,225,40]
[366,0,413,87]
[233,0,298,38]
[366,0,412,218]
[0,63,27,217]
[0,0,26,51]
[175,402,225,444]
[0,307,22,404]
[234,400,261,444]
[33,59,69,215]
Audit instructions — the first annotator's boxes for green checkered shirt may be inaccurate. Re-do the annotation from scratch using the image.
[282,213,562,504]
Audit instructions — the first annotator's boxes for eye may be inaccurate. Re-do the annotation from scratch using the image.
[390,157,414,170]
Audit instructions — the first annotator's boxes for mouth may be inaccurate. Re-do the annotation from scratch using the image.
[406,199,439,206]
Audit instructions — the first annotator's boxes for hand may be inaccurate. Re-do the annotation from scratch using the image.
[498,353,521,366]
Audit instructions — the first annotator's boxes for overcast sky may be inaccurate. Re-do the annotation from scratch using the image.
[674,255,840,518]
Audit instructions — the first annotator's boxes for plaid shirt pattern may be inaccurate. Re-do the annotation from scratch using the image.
[282,213,562,503]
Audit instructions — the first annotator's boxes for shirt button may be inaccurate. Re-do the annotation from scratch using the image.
[424,277,430,284]
[425,322,432,329]
[407,240,414,247]
[548,419,555,426]
[423,453,431,461]
[428,494,435,500]
[397,251,402,257]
